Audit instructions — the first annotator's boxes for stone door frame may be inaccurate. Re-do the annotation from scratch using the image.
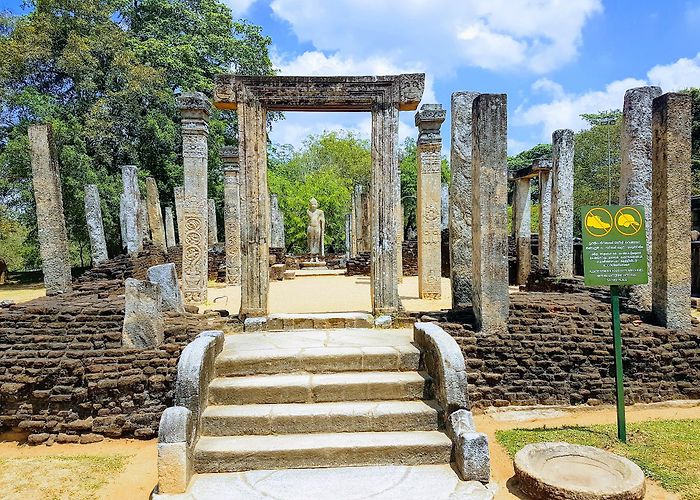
[213,74,425,317]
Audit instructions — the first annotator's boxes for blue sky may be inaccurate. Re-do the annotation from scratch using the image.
[4,0,700,155]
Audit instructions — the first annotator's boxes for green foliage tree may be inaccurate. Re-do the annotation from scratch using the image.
[0,0,273,269]
[680,88,700,194]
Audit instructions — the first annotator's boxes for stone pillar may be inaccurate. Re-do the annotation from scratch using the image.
[652,93,692,331]
[174,186,184,244]
[345,213,352,259]
[178,92,210,305]
[449,91,479,310]
[222,146,241,286]
[513,178,531,285]
[350,187,359,257]
[146,177,167,251]
[28,124,73,294]
[84,184,108,266]
[120,165,142,254]
[208,199,218,246]
[549,129,574,278]
[471,94,509,333]
[122,278,164,348]
[147,263,184,313]
[620,86,662,310]
[416,104,446,299]
[396,198,403,283]
[139,197,150,243]
[538,166,552,270]
[441,183,449,231]
[370,102,400,314]
[270,194,285,249]
[165,207,176,248]
[238,97,270,317]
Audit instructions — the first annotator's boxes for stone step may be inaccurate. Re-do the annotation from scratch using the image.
[153,465,494,500]
[245,313,374,332]
[215,344,421,376]
[193,431,453,473]
[201,400,440,436]
[208,371,429,405]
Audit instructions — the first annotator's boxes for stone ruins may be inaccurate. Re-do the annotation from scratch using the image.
[7,70,698,500]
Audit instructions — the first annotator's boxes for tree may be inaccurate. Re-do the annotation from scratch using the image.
[0,0,274,269]
[680,88,700,194]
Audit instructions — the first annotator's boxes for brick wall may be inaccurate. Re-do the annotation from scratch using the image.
[434,292,700,409]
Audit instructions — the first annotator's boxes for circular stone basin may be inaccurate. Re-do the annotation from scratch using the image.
[514,442,645,500]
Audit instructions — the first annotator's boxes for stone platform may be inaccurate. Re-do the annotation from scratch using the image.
[300,261,328,269]
[295,268,345,277]
[153,464,494,499]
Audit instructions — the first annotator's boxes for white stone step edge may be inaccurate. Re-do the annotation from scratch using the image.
[200,399,441,435]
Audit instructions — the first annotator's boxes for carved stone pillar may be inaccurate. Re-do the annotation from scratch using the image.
[208,199,218,246]
[165,207,176,248]
[550,129,574,278]
[28,124,72,294]
[174,186,184,245]
[350,187,359,257]
[270,194,285,249]
[120,165,142,254]
[449,91,479,310]
[471,94,509,333]
[222,147,241,286]
[652,92,692,331]
[513,178,531,285]
[146,177,167,251]
[620,86,662,311]
[416,104,446,299]
[177,92,210,305]
[371,102,401,314]
[84,184,108,266]
[238,96,270,317]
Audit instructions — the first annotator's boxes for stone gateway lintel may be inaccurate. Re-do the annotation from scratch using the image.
[213,74,425,112]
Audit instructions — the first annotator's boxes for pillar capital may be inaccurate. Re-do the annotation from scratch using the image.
[221,146,240,173]
[415,104,446,145]
[178,92,211,137]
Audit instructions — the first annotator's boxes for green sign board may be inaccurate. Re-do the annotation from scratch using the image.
[581,205,648,286]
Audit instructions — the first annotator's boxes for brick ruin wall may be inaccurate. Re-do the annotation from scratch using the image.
[432,292,700,409]
[0,244,226,444]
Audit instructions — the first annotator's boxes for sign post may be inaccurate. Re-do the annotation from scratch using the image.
[581,205,648,443]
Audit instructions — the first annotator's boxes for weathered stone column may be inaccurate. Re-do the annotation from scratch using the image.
[84,184,108,266]
[174,186,184,244]
[441,183,449,231]
[28,124,72,294]
[620,86,662,310]
[359,187,371,253]
[270,194,285,249]
[178,92,210,305]
[120,165,142,254]
[396,198,403,283]
[139,198,150,243]
[350,187,359,257]
[122,278,163,348]
[538,165,552,270]
[165,207,176,248]
[345,213,352,259]
[449,91,479,310]
[652,92,692,331]
[513,178,531,285]
[549,129,574,278]
[371,102,401,314]
[146,177,167,251]
[238,96,270,317]
[416,104,446,299]
[222,146,241,286]
[208,199,218,246]
[471,94,509,333]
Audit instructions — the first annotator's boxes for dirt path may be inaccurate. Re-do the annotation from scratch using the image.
[1,402,697,499]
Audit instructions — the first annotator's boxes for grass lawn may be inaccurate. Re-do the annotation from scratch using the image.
[496,419,700,500]
[0,454,129,500]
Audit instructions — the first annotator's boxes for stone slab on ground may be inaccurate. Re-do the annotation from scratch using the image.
[153,464,494,499]
[295,268,345,276]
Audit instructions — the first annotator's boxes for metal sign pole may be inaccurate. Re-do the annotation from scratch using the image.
[610,284,627,442]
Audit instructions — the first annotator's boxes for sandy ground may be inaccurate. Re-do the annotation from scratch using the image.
[0,282,46,303]
[1,402,696,499]
[204,275,454,315]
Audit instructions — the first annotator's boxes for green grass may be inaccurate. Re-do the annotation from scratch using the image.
[496,419,700,500]
[0,454,130,500]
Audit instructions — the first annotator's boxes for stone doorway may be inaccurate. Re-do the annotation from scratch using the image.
[213,74,425,318]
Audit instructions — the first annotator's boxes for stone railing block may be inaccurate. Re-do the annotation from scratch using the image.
[447,409,490,483]
[413,322,469,416]
[157,406,193,494]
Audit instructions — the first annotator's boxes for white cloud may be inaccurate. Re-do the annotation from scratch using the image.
[514,52,700,142]
[223,0,258,16]
[269,0,602,75]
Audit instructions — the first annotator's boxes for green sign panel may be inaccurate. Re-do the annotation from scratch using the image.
[581,205,648,286]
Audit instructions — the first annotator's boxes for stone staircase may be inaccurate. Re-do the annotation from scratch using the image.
[154,321,493,499]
